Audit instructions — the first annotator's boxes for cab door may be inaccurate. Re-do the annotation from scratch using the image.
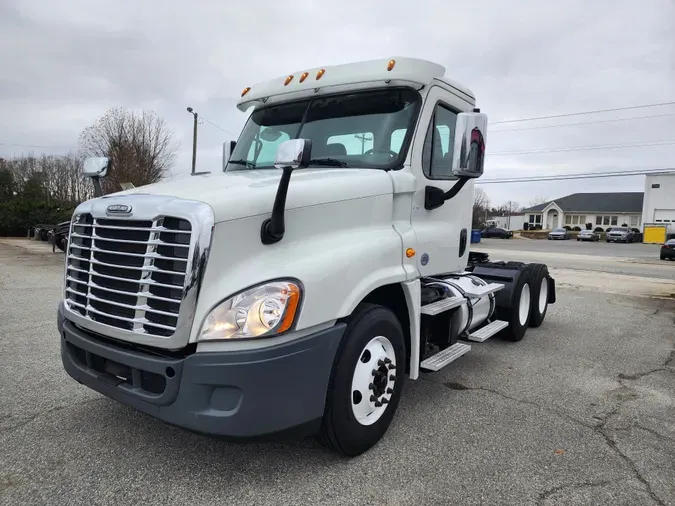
[408,86,475,276]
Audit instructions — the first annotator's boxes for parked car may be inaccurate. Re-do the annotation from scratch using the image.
[577,230,600,242]
[606,227,640,243]
[660,239,675,261]
[548,228,571,240]
[481,227,513,239]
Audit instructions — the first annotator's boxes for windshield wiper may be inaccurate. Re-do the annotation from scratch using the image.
[308,158,348,168]
[228,159,256,169]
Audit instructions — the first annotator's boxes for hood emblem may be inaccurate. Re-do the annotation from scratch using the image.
[106,204,133,215]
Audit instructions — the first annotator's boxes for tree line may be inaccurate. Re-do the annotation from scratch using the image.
[0,108,178,237]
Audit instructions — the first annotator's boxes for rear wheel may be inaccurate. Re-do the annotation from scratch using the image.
[496,268,532,342]
[319,303,406,456]
[525,264,550,328]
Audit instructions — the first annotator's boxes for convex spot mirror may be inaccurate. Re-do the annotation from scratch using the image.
[452,112,488,178]
[274,139,312,170]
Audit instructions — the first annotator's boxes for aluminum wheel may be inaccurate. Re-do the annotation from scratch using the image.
[518,283,531,327]
[351,335,397,426]
[538,277,549,314]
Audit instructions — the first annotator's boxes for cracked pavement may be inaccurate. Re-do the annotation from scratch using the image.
[1,239,674,506]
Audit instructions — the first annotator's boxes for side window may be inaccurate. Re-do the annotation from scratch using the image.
[327,133,373,155]
[422,104,457,179]
[247,126,291,165]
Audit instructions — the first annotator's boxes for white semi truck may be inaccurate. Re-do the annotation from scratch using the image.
[58,57,556,456]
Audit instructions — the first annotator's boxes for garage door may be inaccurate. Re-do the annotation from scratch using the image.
[654,209,675,224]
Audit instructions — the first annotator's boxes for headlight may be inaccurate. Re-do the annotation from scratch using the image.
[198,280,302,341]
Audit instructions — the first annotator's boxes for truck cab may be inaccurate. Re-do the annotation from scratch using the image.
[58,57,556,456]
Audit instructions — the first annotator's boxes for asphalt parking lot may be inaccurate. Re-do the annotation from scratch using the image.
[1,239,674,506]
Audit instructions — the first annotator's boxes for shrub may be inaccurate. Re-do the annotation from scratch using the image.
[0,199,74,237]
[585,223,593,230]
[563,225,572,231]
[573,226,582,231]
[594,227,604,232]
[523,222,529,230]
[621,223,628,227]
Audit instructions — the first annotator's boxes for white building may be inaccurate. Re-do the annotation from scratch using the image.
[522,192,644,231]
[642,171,675,226]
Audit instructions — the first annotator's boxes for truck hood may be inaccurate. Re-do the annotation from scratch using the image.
[104,168,394,222]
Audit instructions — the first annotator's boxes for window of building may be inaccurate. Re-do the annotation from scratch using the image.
[565,214,586,225]
[597,215,619,226]
[629,215,640,227]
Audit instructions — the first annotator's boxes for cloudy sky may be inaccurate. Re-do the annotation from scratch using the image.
[1,0,674,207]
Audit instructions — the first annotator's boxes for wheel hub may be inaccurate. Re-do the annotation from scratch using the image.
[351,336,397,424]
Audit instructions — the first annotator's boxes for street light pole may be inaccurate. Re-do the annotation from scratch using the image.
[187,107,198,175]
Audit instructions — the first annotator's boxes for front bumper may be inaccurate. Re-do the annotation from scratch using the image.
[58,302,345,440]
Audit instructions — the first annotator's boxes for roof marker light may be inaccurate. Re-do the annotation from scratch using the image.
[284,75,294,86]
[241,87,251,97]
[387,59,396,71]
[299,72,309,83]
[316,68,326,80]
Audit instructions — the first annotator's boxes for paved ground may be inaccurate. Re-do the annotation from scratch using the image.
[474,238,675,284]
[1,239,674,506]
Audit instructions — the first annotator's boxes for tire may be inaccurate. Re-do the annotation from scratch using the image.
[661,254,666,260]
[319,303,406,456]
[524,264,550,328]
[496,270,532,342]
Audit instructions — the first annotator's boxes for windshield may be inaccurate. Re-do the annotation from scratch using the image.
[553,229,566,232]
[226,88,421,171]
[612,228,629,233]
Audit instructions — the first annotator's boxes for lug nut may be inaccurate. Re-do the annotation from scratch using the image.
[369,383,374,390]
[372,370,377,376]
[389,375,396,381]
[387,388,393,394]
[370,395,377,402]
[388,364,396,370]
[381,398,389,404]
[378,359,385,367]
[374,401,383,407]
[383,358,392,364]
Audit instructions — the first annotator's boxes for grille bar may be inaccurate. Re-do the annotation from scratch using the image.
[66,276,181,304]
[64,212,192,338]
[71,223,192,234]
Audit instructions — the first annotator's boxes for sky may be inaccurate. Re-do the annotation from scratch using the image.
[1,0,674,208]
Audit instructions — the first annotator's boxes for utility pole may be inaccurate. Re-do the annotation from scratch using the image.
[187,107,198,175]
[354,133,373,154]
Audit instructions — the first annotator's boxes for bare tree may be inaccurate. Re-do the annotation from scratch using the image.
[79,107,178,194]
[529,196,549,207]
[473,187,490,229]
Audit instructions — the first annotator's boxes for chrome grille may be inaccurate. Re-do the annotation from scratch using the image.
[65,213,193,337]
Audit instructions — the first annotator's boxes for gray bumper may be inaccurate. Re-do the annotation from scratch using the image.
[58,303,345,440]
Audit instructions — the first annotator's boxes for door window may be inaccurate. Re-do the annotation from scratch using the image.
[421,104,457,179]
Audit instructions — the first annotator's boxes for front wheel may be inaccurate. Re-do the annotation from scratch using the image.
[319,304,406,456]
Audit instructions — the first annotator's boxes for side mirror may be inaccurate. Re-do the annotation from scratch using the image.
[451,112,488,178]
[274,139,312,170]
[83,156,109,178]
[222,141,236,171]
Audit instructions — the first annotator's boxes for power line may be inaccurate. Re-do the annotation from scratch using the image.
[490,112,675,132]
[489,139,675,156]
[476,167,674,185]
[490,100,675,125]
[0,142,75,149]
[201,118,237,137]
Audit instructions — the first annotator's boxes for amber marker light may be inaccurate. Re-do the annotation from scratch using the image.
[316,68,326,80]
[241,87,251,97]
[387,59,396,71]
[299,72,309,83]
[284,75,294,86]
[277,284,301,333]
[406,248,416,258]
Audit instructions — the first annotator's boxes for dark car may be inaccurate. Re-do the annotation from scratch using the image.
[660,239,675,261]
[548,228,571,240]
[577,229,600,242]
[481,227,513,239]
